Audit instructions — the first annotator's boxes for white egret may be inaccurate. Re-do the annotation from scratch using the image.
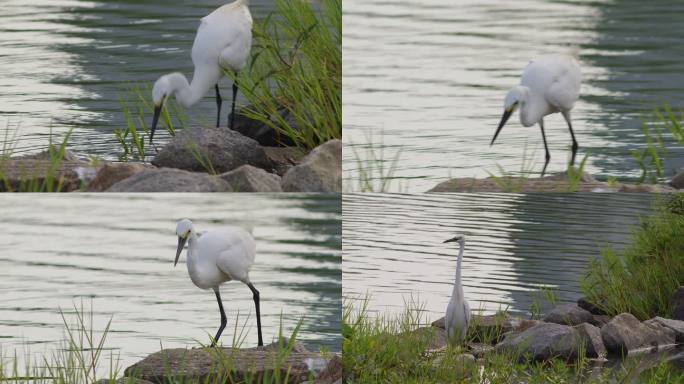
[444,234,470,345]
[150,0,253,143]
[174,219,263,347]
[490,54,582,175]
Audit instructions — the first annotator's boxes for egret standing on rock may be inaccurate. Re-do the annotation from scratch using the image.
[174,219,263,347]
[150,0,253,144]
[490,54,581,175]
[444,234,470,345]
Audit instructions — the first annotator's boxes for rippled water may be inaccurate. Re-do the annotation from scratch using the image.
[0,0,276,159]
[343,0,684,192]
[0,194,341,373]
[343,193,654,319]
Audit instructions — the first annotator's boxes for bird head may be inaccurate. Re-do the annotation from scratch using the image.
[150,73,184,145]
[491,86,528,147]
[443,234,465,244]
[175,219,194,267]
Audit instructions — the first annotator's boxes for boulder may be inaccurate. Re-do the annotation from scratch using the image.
[87,163,149,192]
[496,322,580,362]
[600,313,675,355]
[281,140,341,192]
[673,286,684,321]
[0,147,85,192]
[220,165,282,192]
[510,319,541,333]
[589,315,612,328]
[152,127,271,174]
[645,317,684,342]
[107,168,230,192]
[573,323,606,358]
[263,147,306,176]
[577,297,607,315]
[123,339,314,384]
[544,304,594,326]
[313,354,342,384]
[670,168,684,189]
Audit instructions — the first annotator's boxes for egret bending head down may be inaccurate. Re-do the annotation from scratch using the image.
[174,218,263,347]
[443,234,470,345]
[490,54,582,175]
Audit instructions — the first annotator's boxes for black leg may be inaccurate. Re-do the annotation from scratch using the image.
[212,287,227,347]
[230,81,238,130]
[247,282,264,346]
[563,111,579,166]
[539,119,551,177]
[215,84,222,128]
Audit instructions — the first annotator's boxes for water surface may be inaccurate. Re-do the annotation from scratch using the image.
[343,0,684,192]
[0,194,341,373]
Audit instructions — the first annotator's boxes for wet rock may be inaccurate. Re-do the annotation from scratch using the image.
[496,322,580,362]
[670,168,684,189]
[219,165,282,192]
[544,304,594,326]
[600,313,675,355]
[87,163,149,192]
[281,140,341,192]
[231,108,297,147]
[107,168,230,192]
[577,296,607,315]
[673,286,684,321]
[152,127,270,174]
[645,317,684,342]
[313,354,341,384]
[574,323,606,358]
[123,339,314,384]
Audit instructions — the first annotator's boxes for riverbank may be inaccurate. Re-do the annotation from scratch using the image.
[427,170,684,193]
[0,126,341,193]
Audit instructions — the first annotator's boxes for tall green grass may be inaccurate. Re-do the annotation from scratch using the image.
[581,194,684,319]
[632,103,684,184]
[232,0,341,150]
[346,132,403,192]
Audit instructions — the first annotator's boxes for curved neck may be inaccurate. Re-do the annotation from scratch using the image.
[167,67,220,108]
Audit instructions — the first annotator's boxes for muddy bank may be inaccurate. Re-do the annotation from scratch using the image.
[427,171,684,193]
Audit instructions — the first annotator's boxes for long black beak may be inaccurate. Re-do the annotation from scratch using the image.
[444,236,463,243]
[490,109,513,146]
[175,236,187,267]
[150,104,162,145]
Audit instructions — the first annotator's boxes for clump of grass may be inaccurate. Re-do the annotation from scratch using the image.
[487,144,537,192]
[632,102,684,184]
[529,285,560,320]
[232,0,341,150]
[581,196,684,319]
[565,153,589,192]
[346,132,403,192]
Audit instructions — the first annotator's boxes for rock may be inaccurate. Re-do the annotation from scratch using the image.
[577,297,607,315]
[466,342,494,358]
[573,323,606,358]
[496,322,580,362]
[263,146,306,176]
[231,108,297,147]
[86,163,149,192]
[19,145,80,163]
[510,319,541,333]
[645,317,684,342]
[123,339,314,384]
[107,168,230,192]
[432,313,512,343]
[589,315,612,328]
[670,168,684,189]
[314,354,341,384]
[281,140,341,192]
[96,378,154,384]
[544,304,594,326]
[219,165,282,192]
[673,286,684,321]
[152,127,271,174]
[600,313,675,355]
[0,158,84,192]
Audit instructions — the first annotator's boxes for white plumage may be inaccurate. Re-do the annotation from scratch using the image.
[150,0,253,143]
[444,234,470,345]
[490,54,582,175]
[174,218,263,346]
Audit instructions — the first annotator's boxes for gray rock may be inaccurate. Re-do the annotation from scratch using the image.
[496,322,580,362]
[645,317,684,342]
[220,165,282,192]
[589,315,612,328]
[573,323,606,358]
[577,297,607,315]
[281,140,341,192]
[673,286,684,321]
[123,339,313,384]
[152,127,270,174]
[107,168,230,192]
[600,313,675,355]
[313,354,341,384]
[544,304,594,326]
[87,163,149,192]
[670,168,684,189]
